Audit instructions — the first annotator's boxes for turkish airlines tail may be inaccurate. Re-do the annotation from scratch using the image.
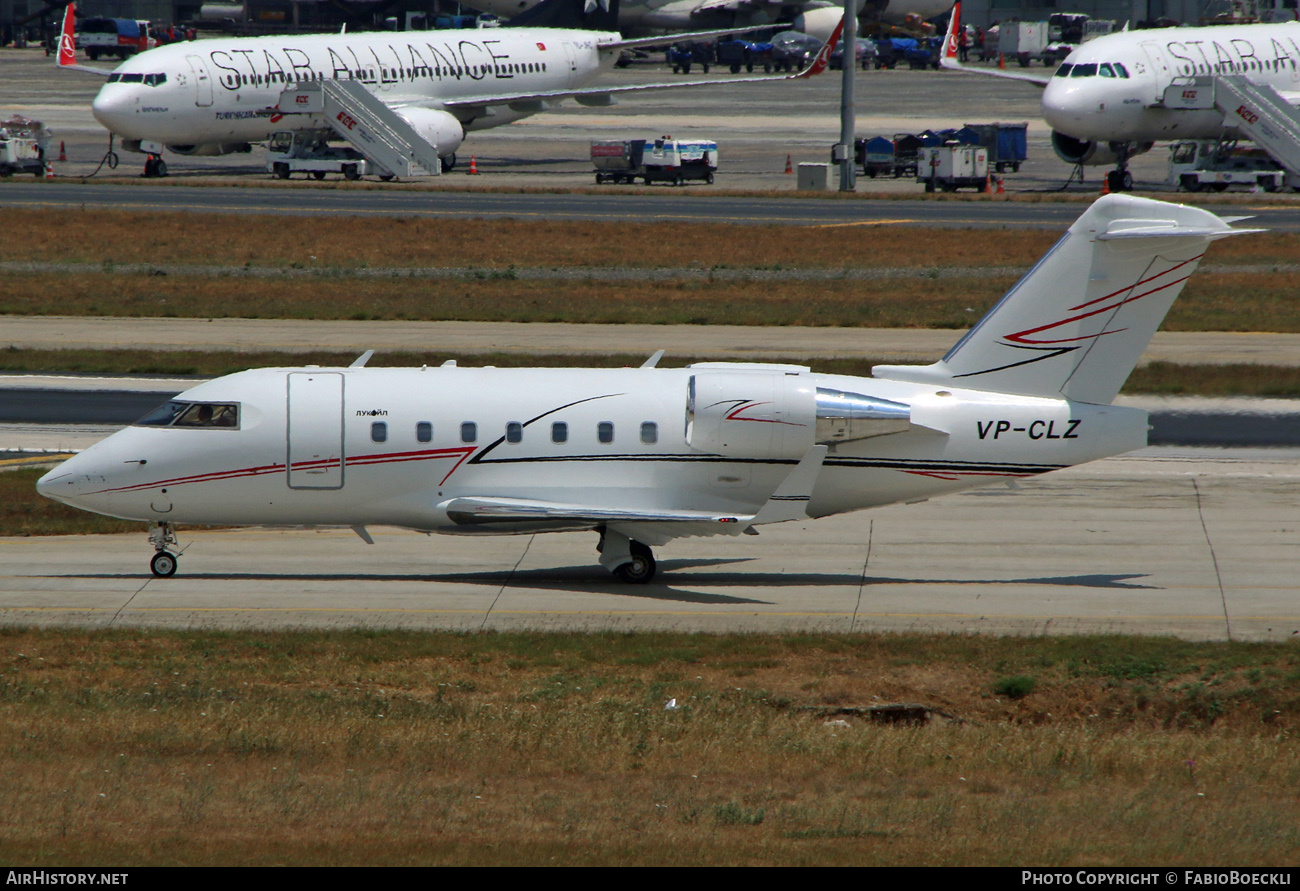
[873,195,1258,405]
[55,2,115,75]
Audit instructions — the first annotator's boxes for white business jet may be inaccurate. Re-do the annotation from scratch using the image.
[38,195,1254,584]
[941,1,1300,190]
[57,0,840,174]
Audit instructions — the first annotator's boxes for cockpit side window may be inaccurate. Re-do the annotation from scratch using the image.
[1114,62,1130,78]
[1099,63,1115,77]
[1054,63,1073,77]
[134,400,240,429]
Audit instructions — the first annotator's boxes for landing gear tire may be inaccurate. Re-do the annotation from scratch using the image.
[441,153,456,172]
[150,551,178,578]
[312,171,326,180]
[144,155,167,178]
[1106,169,1132,193]
[613,542,656,584]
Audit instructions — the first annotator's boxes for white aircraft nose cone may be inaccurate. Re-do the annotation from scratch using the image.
[91,87,136,135]
[36,467,77,504]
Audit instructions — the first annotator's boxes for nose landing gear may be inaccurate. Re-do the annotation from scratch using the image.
[1106,141,1134,193]
[148,522,179,577]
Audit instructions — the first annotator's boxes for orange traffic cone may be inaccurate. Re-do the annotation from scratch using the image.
[58,140,66,162]
[44,162,53,179]
[996,175,1005,194]
[1100,174,1111,196]
[984,173,991,193]
[784,154,793,174]
[468,155,478,175]
[998,53,1006,69]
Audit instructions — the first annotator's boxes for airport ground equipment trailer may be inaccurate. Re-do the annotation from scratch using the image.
[0,116,52,177]
[593,137,717,185]
[266,130,371,181]
[855,136,896,178]
[1167,140,1287,192]
[78,17,155,60]
[986,21,1047,67]
[964,122,1028,173]
[918,144,989,192]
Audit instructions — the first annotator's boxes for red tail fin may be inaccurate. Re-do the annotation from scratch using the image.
[940,1,961,66]
[57,2,77,67]
[799,17,844,78]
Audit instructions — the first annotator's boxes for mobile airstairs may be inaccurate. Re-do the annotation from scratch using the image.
[1161,74,1300,180]
[274,80,442,179]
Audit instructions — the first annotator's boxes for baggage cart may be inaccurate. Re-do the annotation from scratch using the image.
[918,145,989,192]
[963,122,1028,173]
[591,139,646,184]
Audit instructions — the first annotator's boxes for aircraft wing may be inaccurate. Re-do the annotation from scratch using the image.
[438,18,841,113]
[938,1,1052,87]
[441,446,827,543]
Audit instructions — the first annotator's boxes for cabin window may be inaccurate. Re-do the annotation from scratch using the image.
[640,422,658,445]
[598,422,614,444]
[461,422,477,443]
[552,422,568,443]
[416,421,433,443]
[1054,63,1072,77]
[371,422,388,443]
[506,422,523,443]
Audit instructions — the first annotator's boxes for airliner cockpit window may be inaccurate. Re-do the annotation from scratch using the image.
[143,74,167,86]
[1071,63,1097,77]
[1054,63,1073,77]
[120,73,144,83]
[1114,62,1130,77]
[1099,63,1115,77]
[133,401,240,429]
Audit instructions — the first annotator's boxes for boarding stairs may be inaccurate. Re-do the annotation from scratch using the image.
[275,80,441,178]
[1161,74,1300,176]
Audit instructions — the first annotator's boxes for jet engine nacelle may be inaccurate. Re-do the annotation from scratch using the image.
[792,6,849,43]
[165,142,253,156]
[394,107,465,158]
[687,369,817,460]
[1051,132,1153,166]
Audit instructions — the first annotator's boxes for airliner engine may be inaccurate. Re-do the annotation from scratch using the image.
[1051,132,1152,166]
[394,107,465,158]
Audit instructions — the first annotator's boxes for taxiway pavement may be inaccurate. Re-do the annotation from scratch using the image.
[3,448,1297,641]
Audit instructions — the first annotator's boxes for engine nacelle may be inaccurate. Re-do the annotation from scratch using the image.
[1051,132,1152,167]
[393,107,465,158]
[791,7,848,43]
[165,142,253,156]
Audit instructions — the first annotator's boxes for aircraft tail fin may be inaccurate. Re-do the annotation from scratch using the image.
[797,17,844,79]
[57,1,77,67]
[508,0,620,31]
[939,0,961,68]
[873,195,1259,405]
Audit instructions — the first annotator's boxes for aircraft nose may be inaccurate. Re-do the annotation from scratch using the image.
[1041,79,1094,135]
[91,87,137,135]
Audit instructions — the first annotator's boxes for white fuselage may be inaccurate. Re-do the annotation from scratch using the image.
[90,27,616,146]
[38,364,1144,534]
[1042,22,1300,143]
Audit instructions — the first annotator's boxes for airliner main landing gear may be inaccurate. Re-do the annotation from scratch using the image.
[148,521,179,577]
[597,527,656,584]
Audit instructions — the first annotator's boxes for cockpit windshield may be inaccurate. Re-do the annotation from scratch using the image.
[106,73,167,86]
[1057,61,1129,79]
[134,400,240,429]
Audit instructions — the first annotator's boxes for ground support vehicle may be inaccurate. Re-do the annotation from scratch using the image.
[964,122,1028,173]
[642,137,717,185]
[854,136,896,178]
[79,17,154,60]
[904,36,941,69]
[666,41,713,73]
[770,30,821,72]
[266,130,370,181]
[1167,140,1287,192]
[716,39,768,73]
[592,139,647,184]
[918,144,989,192]
[891,133,923,177]
[0,116,52,178]
[987,21,1047,67]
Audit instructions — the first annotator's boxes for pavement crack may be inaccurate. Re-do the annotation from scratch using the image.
[481,534,533,629]
[1192,477,1232,641]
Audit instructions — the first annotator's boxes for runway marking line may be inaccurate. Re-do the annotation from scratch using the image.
[811,218,920,229]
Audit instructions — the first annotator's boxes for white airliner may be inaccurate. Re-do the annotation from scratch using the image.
[941,1,1300,190]
[469,0,954,43]
[57,0,840,169]
[38,195,1254,584]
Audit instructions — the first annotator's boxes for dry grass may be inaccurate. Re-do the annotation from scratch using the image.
[0,628,1295,865]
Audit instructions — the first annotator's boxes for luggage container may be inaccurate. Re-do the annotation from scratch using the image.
[963,122,1029,173]
[918,145,989,192]
[591,139,646,184]
[854,136,895,178]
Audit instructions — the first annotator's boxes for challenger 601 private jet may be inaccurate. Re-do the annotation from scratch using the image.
[58,0,840,171]
[38,195,1254,584]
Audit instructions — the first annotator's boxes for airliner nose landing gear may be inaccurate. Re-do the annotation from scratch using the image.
[148,521,179,577]
[597,527,657,584]
[1106,141,1134,192]
[142,153,168,178]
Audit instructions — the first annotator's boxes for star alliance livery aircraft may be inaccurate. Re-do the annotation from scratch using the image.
[58,0,841,169]
[39,196,1255,584]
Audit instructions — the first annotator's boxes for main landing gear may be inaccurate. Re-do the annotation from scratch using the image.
[597,527,656,584]
[148,521,179,577]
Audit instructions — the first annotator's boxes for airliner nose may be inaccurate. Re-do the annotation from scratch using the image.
[91,87,136,135]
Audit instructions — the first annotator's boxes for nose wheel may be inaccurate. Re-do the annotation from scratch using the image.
[148,522,179,578]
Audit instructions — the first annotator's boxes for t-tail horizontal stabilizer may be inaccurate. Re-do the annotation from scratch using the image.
[872,195,1260,405]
